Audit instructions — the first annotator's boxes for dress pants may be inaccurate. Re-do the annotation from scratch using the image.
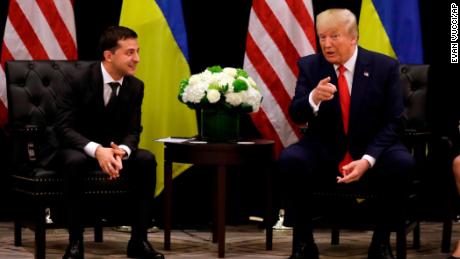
[55,148,156,240]
[278,137,414,243]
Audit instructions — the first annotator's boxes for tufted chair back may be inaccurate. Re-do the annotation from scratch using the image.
[5,60,131,259]
[400,64,430,134]
[7,61,92,171]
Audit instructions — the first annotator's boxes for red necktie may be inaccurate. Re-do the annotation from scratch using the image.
[337,65,352,175]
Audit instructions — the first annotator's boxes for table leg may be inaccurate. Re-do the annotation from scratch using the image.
[217,165,226,258]
[265,165,273,250]
[164,161,173,250]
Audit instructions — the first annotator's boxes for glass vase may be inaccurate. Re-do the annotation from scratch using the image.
[200,109,240,142]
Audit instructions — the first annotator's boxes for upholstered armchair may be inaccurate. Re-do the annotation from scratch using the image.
[425,63,460,253]
[5,60,133,259]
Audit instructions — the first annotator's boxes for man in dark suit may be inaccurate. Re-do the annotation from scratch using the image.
[55,26,164,259]
[279,8,414,259]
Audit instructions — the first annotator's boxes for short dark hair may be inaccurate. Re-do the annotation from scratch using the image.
[98,26,138,60]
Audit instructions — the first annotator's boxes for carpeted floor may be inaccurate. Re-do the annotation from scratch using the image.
[0,221,456,258]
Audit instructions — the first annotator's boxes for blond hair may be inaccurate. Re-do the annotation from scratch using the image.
[316,8,358,39]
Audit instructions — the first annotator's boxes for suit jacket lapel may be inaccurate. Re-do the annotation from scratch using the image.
[90,63,106,111]
[319,55,341,114]
[118,79,130,106]
[349,47,371,132]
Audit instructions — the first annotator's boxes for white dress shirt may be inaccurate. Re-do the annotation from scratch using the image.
[307,47,375,167]
[83,63,131,159]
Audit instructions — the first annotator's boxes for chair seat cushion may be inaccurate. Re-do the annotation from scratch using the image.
[11,167,130,199]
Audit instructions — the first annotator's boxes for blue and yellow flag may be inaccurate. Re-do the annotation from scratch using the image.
[120,0,198,196]
[359,0,424,64]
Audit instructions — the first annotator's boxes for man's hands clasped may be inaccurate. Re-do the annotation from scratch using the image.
[95,142,127,180]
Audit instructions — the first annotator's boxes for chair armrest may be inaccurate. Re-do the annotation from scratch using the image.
[8,124,40,162]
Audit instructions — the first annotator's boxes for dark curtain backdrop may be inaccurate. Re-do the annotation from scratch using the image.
[0,0,456,223]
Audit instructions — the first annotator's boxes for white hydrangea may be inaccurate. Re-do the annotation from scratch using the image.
[225,92,243,106]
[216,73,234,88]
[206,89,221,103]
[244,86,262,112]
[181,82,206,103]
[248,77,257,88]
[188,74,201,86]
[199,70,212,82]
[223,67,237,77]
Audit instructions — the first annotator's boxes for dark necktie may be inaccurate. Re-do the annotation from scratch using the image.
[107,82,120,109]
[337,65,352,175]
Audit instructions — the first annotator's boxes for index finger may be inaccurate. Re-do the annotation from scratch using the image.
[319,76,331,85]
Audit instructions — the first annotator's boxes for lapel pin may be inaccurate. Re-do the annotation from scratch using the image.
[363,71,369,77]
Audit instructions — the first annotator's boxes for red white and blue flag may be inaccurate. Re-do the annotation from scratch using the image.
[244,0,316,156]
[0,0,78,127]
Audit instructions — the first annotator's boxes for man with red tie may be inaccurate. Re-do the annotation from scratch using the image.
[279,8,414,259]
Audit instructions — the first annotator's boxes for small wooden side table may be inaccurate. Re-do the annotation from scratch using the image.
[162,139,275,258]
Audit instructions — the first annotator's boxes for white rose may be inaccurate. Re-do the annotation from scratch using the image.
[206,89,221,103]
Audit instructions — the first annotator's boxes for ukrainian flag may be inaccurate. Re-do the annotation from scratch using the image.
[120,0,198,196]
[359,0,424,64]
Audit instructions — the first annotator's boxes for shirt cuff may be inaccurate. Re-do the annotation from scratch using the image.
[309,91,320,113]
[84,141,100,158]
[362,154,376,168]
[118,144,131,159]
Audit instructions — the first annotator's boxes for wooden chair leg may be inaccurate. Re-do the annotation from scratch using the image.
[94,224,103,243]
[331,228,340,245]
[35,207,46,259]
[14,219,22,246]
[442,219,453,253]
[396,228,407,259]
[412,222,420,250]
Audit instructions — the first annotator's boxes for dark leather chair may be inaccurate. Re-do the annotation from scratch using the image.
[425,63,460,253]
[306,64,430,259]
[5,60,132,259]
[427,131,459,253]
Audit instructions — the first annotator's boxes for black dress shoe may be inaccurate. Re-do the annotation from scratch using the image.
[367,242,395,259]
[288,242,319,259]
[62,239,84,259]
[127,239,164,259]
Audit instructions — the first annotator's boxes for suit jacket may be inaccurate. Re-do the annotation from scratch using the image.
[289,47,404,163]
[55,62,144,153]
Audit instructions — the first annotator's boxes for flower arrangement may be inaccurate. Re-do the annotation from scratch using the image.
[178,66,262,113]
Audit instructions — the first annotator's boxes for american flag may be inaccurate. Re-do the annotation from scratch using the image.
[243,0,316,156]
[0,0,77,127]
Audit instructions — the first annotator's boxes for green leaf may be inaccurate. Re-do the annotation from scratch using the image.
[208,83,221,90]
[207,65,223,73]
[240,103,253,113]
[233,79,248,92]
[179,79,188,95]
[236,68,248,78]
[221,84,229,93]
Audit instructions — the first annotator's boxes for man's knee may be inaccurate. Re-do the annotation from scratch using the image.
[453,155,460,175]
[132,149,156,167]
[59,149,88,169]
